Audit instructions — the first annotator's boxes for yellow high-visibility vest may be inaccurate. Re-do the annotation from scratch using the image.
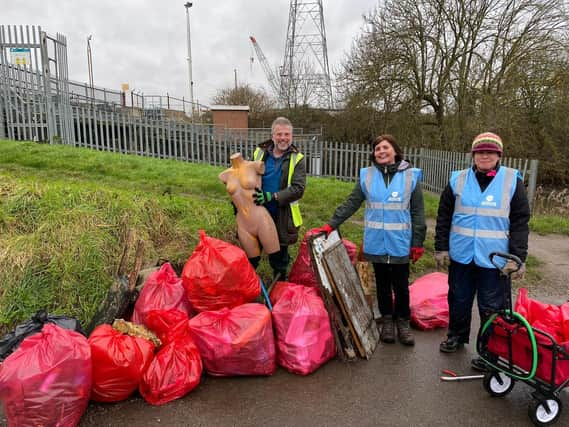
[253,147,304,227]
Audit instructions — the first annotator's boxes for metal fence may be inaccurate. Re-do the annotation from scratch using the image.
[0,24,539,203]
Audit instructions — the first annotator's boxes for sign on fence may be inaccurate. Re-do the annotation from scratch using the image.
[10,47,31,66]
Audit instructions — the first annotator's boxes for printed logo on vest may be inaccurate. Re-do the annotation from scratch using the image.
[481,194,497,207]
[388,191,402,202]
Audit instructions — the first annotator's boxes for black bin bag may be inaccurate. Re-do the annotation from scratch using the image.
[0,310,84,361]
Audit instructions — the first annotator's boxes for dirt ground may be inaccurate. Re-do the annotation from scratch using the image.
[1,232,568,427]
[524,232,569,303]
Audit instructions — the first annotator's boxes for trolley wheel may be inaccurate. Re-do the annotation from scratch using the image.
[483,371,514,397]
[528,397,562,426]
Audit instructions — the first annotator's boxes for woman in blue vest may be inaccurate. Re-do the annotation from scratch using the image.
[435,132,530,371]
[319,135,426,346]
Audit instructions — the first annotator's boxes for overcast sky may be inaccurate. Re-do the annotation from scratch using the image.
[1,0,377,105]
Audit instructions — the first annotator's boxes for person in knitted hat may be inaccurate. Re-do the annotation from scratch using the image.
[435,131,530,371]
[471,132,503,156]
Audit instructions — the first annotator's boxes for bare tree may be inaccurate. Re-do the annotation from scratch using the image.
[212,84,276,114]
[337,0,568,147]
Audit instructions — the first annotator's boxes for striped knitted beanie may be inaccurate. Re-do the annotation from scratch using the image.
[471,132,503,155]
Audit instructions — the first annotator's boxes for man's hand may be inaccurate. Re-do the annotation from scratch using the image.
[409,247,424,264]
[434,251,450,270]
[253,187,273,206]
[314,224,333,236]
[503,260,526,280]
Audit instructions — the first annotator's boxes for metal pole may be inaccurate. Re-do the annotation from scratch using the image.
[86,35,94,98]
[184,2,194,116]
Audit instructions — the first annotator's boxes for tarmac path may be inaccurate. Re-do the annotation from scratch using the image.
[1,232,567,427]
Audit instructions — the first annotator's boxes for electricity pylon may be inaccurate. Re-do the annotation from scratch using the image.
[281,0,334,109]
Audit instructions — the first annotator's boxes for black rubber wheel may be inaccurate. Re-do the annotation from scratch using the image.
[528,397,562,426]
[482,371,515,397]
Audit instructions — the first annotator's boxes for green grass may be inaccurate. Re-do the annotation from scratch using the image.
[530,215,569,235]
[0,139,564,333]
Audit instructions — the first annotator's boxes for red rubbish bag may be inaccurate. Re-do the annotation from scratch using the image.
[289,228,357,288]
[182,230,260,312]
[272,283,336,375]
[145,309,192,345]
[0,323,91,427]
[88,324,156,402]
[132,262,191,326]
[409,272,449,330]
[561,302,569,342]
[139,334,202,406]
[515,288,563,342]
[270,281,296,306]
[189,303,276,376]
[139,309,202,405]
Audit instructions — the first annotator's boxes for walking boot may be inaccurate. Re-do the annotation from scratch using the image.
[439,336,464,353]
[380,315,396,343]
[397,318,415,346]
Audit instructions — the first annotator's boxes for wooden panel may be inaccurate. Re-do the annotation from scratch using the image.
[309,233,357,361]
[310,231,379,359]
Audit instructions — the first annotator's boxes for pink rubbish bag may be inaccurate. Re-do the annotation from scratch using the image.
[288,228,357,288]
[0,323,92,427]
[182,230,260,312]
[409,272,449,330]
[189,303,275,376]
[132,262,191,326]
[272,283,336,375]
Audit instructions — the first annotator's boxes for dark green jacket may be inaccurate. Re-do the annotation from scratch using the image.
[329,160,427,264]
[255,139,307,246]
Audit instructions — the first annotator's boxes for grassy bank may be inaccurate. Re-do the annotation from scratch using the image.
[0,139,556,333]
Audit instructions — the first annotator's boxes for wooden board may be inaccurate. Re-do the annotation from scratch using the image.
[311,231,379,359]
[309,232,357,361]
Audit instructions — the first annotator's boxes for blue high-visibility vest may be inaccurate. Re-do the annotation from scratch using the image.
[449,167,519,268]
[360,166,421,257]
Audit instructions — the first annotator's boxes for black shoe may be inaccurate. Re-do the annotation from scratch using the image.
[471,357,490,372]
[396,319,415,346]
[439,336,464,353]
[380,315,396,344]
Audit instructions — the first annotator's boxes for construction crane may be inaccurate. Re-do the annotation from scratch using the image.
[249,36,282,102]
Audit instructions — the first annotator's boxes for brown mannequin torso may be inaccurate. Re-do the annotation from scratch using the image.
[219,152,280,257]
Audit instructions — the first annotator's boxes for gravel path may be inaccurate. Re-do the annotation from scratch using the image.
[425,218,568,304]
[524,232,569,303]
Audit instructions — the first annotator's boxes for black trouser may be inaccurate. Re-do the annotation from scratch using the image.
[372,262,410,319]
[248,245,290,280]
[447,260,510,344]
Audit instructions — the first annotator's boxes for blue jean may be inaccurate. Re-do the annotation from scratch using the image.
[446,260,510,344]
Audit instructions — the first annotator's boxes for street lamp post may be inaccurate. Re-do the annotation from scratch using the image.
[86,35,95,99]
[184,2,194,116]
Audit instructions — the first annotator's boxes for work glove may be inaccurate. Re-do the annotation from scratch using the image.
[434,251,450,270]
[503,260,526,280]
[409,247,424,264]
[253,187,273,206]
[314,224,333,236]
